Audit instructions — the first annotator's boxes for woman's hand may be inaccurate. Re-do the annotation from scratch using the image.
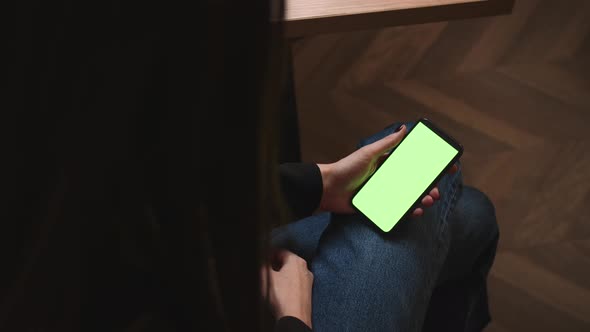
[318,125,458,215]
[261,250,313,328]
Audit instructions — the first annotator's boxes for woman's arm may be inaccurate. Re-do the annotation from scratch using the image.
[279,126,412,218]
[262,250,314,331]
[279,125,456,219]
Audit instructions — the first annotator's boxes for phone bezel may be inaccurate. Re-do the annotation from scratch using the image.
[351,118,464,232]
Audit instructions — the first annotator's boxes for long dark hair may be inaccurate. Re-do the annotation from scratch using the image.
[7,0,287,330]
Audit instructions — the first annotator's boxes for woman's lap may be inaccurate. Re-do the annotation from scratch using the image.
[271,122,498,331]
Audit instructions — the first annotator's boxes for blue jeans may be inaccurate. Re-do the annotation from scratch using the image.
[272,122,499,331]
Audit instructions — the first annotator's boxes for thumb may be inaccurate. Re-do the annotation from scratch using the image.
[273,249,297,268]
[366,125,406,156]
[377,152,390,166]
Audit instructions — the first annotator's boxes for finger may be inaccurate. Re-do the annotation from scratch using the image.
[366,125,407,156]
[272,249,292,268]
[273,249,303,268]
[412,207,423,217]
[448,164,458,174]
[429,187,440,200]
[377,153,390,166]
[421,195,434,207]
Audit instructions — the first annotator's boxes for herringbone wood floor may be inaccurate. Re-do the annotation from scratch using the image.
[292,0,590,330]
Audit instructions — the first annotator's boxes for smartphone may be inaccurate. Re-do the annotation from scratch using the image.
[351,118,463,232]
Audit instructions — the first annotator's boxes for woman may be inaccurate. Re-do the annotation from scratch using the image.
[8,0,497,331]
[269,122,498,331]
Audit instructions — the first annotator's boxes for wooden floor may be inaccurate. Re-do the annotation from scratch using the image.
[291,0,590,330]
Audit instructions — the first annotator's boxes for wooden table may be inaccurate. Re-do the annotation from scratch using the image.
[285,0,514,37]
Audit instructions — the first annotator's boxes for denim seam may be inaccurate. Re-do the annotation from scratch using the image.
[437,170,461,252]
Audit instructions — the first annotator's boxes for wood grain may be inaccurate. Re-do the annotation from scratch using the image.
[284,0,514,37]
[491,252,590,324]
[287,0,485,20]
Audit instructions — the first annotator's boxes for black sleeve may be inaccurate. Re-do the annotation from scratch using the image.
[274,316,313,332]
[279,163,323,219]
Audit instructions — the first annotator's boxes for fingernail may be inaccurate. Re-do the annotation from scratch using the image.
[395,125,405,132]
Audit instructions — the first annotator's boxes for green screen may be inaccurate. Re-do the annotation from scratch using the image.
[352,122,458,232]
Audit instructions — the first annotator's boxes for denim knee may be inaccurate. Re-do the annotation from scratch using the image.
[454,186,499,246]
[328,208,446,267]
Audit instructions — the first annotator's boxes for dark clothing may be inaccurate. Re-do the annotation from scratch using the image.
[279,163,323,219]
[275,316,313,332]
